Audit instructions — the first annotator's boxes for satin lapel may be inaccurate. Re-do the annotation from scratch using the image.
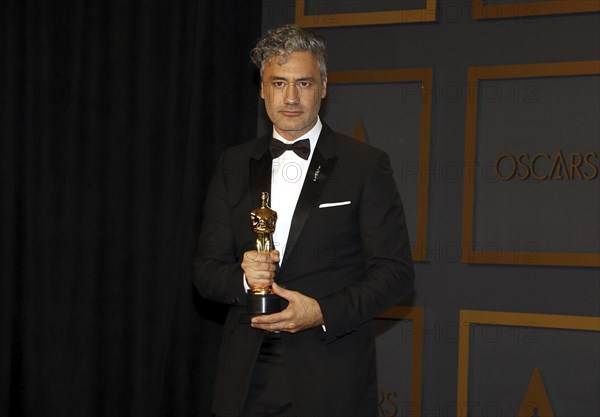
[280,145,337,273]
[249,138,273,209]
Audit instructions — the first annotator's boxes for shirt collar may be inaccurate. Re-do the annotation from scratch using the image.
[272,116,322,161]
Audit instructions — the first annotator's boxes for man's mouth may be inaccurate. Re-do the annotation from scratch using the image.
[281,110,302,116]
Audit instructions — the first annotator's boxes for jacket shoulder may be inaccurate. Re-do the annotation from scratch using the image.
[221,134,269,161]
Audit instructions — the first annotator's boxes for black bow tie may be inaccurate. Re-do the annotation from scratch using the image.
[270,138,311,160]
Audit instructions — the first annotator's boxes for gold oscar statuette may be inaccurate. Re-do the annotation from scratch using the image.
[246,191,281,317]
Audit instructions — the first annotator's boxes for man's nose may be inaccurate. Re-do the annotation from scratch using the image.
[284,83,300,104]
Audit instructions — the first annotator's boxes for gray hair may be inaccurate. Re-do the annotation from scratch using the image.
[250,24,327,79]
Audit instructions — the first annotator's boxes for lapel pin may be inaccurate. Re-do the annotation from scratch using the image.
[313,165,321,182]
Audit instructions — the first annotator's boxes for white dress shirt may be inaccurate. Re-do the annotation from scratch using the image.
[244,118,326,331]
[242,118,322,281]
[270,118,322,263]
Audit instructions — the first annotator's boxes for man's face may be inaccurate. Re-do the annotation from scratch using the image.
[260,51,327,141]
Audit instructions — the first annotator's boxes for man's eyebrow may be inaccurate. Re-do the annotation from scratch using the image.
[267,76,316,81]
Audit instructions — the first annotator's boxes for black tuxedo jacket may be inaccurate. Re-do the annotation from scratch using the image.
[194,123,414,417]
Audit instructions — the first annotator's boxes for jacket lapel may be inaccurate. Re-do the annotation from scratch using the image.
[280,125,338,272]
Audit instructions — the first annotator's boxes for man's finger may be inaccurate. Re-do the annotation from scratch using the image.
[251,311,287,325]
[251,314,283,325]
[244,251,269,262]
[269,250,280,263]
[272,283,294,300]
[247,262,276,273]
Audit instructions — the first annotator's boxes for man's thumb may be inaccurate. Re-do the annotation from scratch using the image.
[272,283,290,299]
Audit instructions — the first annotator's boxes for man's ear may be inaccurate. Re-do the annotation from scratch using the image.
[260,80,265,99]
[321,75,327,99]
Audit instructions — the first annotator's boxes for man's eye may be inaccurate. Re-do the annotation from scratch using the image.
[272,81,286,88]
[298,81,313,89]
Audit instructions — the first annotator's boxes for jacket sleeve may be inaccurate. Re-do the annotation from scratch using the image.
[193,152,246,306]
[316,151,415,344]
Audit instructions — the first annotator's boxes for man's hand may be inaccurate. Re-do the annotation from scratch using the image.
[242,250,279,290]
[251,283,324,333]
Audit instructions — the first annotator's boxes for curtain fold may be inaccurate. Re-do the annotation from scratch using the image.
[0,1,262,416]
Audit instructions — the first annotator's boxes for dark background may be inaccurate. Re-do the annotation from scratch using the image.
[1,1,262,416]
[3,0,599,416]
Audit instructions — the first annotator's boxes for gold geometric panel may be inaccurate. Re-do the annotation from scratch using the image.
[377,306,424,417]
[457,310,600,417]
[518,368,555,417]
[462,60,600,267]
[296,0,437,27]
[328,69,433,262]
[353,120,367,143]
[472,0,600,20]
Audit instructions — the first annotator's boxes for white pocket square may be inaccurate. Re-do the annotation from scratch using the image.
[319,201,351,209]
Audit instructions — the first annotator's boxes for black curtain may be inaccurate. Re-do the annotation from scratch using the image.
[0,1,262,416]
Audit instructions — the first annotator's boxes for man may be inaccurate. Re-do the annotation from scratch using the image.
[194,24,414,417]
